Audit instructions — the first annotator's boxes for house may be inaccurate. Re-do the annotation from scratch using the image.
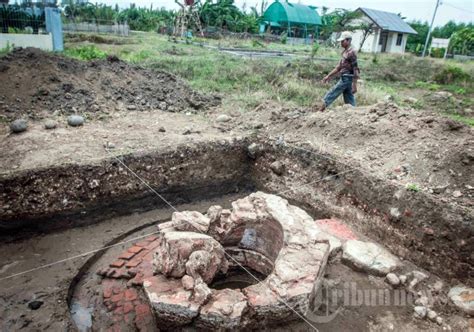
[261,0,322,39]
[348,7,418,53]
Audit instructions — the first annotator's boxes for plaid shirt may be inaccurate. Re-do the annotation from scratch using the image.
[337,47,360,78]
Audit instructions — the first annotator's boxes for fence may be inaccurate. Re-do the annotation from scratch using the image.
[0,5,62,51]
[62,19,130,36]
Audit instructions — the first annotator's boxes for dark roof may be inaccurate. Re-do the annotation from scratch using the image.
[358,7,418,34]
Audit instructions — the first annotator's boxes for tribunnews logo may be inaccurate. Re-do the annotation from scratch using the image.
[303,282,435,323]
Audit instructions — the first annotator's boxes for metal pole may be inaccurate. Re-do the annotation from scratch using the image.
[422,0,441,57]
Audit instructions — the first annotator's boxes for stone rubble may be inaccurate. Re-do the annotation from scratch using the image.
[144,192,330,329]
[342,240,403,276]
[448,285,474,316]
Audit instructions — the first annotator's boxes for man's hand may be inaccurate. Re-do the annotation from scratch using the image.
[352,83,358,94]
[322,75,330,84]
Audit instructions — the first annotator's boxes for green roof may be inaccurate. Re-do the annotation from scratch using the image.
[263,0,322,26]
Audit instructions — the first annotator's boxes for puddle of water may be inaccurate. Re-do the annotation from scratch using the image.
[70,301,93,332]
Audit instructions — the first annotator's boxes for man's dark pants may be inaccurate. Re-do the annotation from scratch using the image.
[323,75,356,107]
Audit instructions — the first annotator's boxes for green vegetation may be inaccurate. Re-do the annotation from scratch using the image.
[63,32,473,126]
[64,45,108,60]
[406,183,421,192]
[0,41,13,56]
[434,65,470,84]
[407,20,474,56]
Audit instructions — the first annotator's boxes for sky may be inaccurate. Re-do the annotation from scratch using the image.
[101,0,473,26]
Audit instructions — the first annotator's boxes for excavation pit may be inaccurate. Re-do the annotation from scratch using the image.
[1,138,472,331]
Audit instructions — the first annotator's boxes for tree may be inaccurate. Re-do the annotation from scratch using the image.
[319,9,363,41]
[449,27,474,55]
[358,22,375,52]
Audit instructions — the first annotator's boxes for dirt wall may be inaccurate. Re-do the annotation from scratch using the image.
[250,142,473,286]
[0,140,252,233]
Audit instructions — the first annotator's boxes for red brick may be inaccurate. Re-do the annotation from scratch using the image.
[128,246,144,254]
[106,269,117,278]
[134,240,150,248]
[119,251,136,260]
[113,268,132,279]
[125,258,142,268]
[103,287,113,299]
[146,235,158,242]
[135,303,151,316]
[113,286,122,294]
[110,260,126,268]
[123,301,134,314]
[111,293,124,303]
[107,326,121,332]
[125,288,138,301]
[145,242,160,251]
[114,306,124,315]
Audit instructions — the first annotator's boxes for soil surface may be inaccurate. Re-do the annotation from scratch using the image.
[0,48,220,122]
[0,49,473,331]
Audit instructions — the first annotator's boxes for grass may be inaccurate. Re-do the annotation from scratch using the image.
[62,32,474,124]
[406,183,421,192]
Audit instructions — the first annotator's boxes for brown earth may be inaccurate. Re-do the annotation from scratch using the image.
[0,49,473,332]
[0,48,220,122]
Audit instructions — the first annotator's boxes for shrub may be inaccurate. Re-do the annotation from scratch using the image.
[434,65,470,84]
[64,45,107,61]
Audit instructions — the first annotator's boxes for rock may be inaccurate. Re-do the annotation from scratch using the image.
[185,250,225,284]
[104,142,115,149]
[386,273,400,286]
[411,271,429,281]
[452,190,463,198]
[399,275,407,284]
[427,309,437,321]
[143,275,200,327]
[405,97,418,104]
[431,280,444,293]
[192,278,212,304]
[407,125,417,133]
[27,300,43,310]
[126,104,137,111]
[158,127,166,132]
[431,91,452,101]
[44,120,57,130]
[182,127,192,135]
[247,143,261,159]
[414,306,427,319]
[415,296,430,306]
[181,275,194,290]
[448,285,474,315]
[153,231,228,279]
[269,161,285,176]
[67,115,84,127]
[10,119,27,133]
[342,240,402,276]
[384,95,394,102]
[172,211,210,233]
[444,119,464,131]
[216,114,232,123]
[196,289,248,330]
[436,316,443,325]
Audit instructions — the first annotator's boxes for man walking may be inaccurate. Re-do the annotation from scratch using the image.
[318,31,360,112]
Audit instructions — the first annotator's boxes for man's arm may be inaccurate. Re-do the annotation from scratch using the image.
[322,65,340,83]
[351,51,360,94]
[352,67,360,93]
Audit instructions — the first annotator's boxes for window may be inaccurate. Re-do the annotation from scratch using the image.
[396,33,403,46]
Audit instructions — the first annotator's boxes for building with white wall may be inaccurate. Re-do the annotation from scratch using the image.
[348,7,417,54]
